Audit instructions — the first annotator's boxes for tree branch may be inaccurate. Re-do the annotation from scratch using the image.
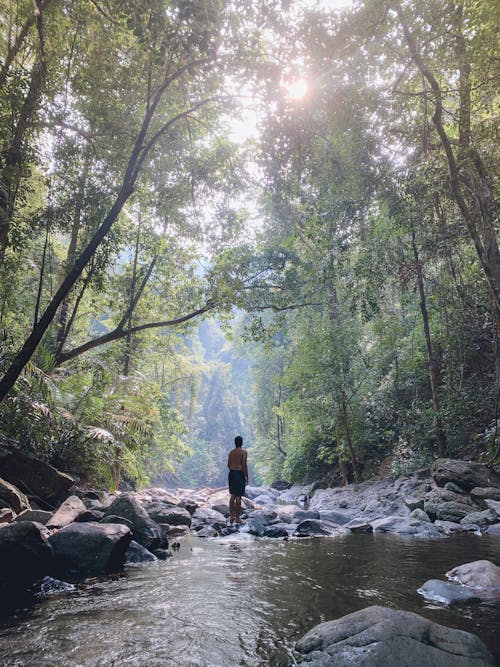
[55,302,215,366]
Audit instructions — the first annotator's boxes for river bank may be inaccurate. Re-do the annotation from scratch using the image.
[1,456,500,665]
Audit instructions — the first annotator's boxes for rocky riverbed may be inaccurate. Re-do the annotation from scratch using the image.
[1,455,500,665]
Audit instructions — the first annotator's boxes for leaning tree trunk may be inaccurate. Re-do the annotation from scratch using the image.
[411,232,447,457]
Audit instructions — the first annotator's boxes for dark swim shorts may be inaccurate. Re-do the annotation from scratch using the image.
[228,469,245,497]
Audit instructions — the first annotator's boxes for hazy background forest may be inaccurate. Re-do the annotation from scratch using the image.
[0,0,498,490]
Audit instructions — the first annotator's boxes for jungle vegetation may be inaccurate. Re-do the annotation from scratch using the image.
[0,0,498,488]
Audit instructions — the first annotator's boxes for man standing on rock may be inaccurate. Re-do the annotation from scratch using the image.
[228,435,248,525]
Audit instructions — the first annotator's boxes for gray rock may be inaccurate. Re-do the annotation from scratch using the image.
[293,509,320,521]
[318,510,352,525]
[278,483,316,505]
[470,487,500,501]
[152,548,172,560]
[444,481,467,494]
[49,522,132,577]
[262,524,290,538]
[14,509,54,525]
[245,509,279,536]
[177,499,198,515]
[75,509,105,522]
[371,516,444,537]
[100,514,134,532]
[410,508,431,522]
[0,477,30,514]
[404,496,424,511]
[125,540,157,563]
[211,503,230,517]
[147,506,191,526]
[252,493,275,505]
[295,605,494,666]
[431,458,500,493]
[294,519,348,537]
[0,448,74,504]
[0,521,54,593]
[244,485,270,500]
[161,524,189,539]
[435,520,480,535]
[486,523,500,535]
[447,560,500,590]
[424,489,477,522]
[418,579,481,604]
[103,494,161,549]
[460,509,497,527]
[484,499,500,516]
[345,520,373,533]
[47,495,87,529]
[191,507,227,531]
[37,576,76,595]
[195,525,219,538]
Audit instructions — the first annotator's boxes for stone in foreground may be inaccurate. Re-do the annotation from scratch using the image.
[295,605,494,666]
[0,521,54,593]
[49,522,132,578]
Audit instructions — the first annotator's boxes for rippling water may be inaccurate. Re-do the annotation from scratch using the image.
[1,532,500,666]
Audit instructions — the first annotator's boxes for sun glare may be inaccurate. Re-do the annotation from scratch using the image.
[283,78,309,100]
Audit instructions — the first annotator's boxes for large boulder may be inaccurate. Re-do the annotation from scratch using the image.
[0,448,74,504]
[15,509,53,525]
[295,605,494,666]
[49,522,131,578]
[431,459,500,493]
[47,495,87,529]
[146,506,191,526]
[446,560,500,590]
[0,477,30,514]
[470,487,500,501]
[191,507,227,531]
[102,494,161,549]
[423,488,478,522]
[0,521,54,593]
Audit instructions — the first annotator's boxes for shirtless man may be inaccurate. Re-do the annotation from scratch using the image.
[227,435,248,525]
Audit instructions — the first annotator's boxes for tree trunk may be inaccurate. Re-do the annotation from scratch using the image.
[341,392,362,482]
[411,232,447,456]
[0,84,212,401]
[55,159,89,348]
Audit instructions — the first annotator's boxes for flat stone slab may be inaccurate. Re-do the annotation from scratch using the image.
[295,605,494,666]
[47,495,86,529]
[417,579,481,604]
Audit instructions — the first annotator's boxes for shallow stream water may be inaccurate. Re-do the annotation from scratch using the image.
[1,532,500,666]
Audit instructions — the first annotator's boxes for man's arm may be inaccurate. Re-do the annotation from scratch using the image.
[243,450,249,484]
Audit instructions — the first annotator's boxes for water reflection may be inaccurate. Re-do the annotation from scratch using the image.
[0,533,499,666]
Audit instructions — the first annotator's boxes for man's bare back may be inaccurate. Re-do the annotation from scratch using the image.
[228,447,248,476]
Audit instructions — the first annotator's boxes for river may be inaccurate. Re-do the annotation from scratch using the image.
[1,532,500,666]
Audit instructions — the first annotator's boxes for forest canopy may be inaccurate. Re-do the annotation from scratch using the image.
[0,0,498,488]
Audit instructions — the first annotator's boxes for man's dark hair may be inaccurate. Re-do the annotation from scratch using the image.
[235,435,243,448]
